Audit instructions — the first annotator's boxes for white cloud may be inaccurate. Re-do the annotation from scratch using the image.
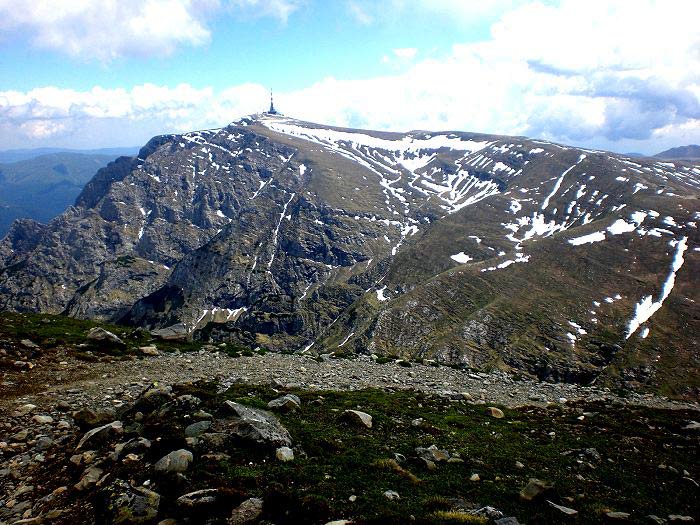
[393,48,417,60]
[0,0,698,153]
[227,0,304,22]
[0,0,304,61]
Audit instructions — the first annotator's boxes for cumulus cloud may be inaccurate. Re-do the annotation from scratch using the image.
[0,0,698,153]
[0,0,304,61]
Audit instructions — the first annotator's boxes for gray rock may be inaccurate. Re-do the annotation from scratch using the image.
[383,490,400,500]
[519,478,553,501]
[152,324,189,341]
[31,414,53,424]
[75,466,104,491]
[221,400,292,447]
[605,511,631,520]
[486,406,505,418]
[342,409,372,429]
[495,518,521,525]
[20,339,40,349]
[547,500,578,516]
[154,449,193,474]
[185,420,212,438]
[73,407,117,429]
[139,345,160,356]
[415,445,450,463]
[276,446,294,461]
[86,327,124,345]
[228,497,264,524]
[104,479,160,524]
[267,394,301,413]
[76,421,123,450]
[176,488,221,509]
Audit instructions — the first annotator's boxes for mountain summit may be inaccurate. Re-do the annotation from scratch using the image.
[1,115,698,395]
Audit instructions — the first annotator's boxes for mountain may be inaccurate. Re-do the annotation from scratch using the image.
[0,152,132,236]
[655,145,700,160]
[0,146,138,164]
[1,115,698,396]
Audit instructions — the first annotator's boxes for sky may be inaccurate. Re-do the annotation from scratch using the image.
[0,0,699,155]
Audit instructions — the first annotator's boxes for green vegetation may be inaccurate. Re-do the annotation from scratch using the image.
[195,383,698,524]
[0,311,209,356]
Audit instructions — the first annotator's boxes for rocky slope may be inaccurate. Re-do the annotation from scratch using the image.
[1,115,699,395]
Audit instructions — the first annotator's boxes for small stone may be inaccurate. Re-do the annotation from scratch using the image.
[383,490,400,501]
[605,511,631,520]
[349,495,357,502]
[11,429,29,442]
[21,339,40,349]
[645,516,666,525]
[668,516,694,523]
[547,500,578,516]
[415,445,450,463]
[176,488,221,509]
[75,466,104,491]
[470,473,481,481]
[342,409,372,428]
[276,446,294,462]
[154,449,193,474]
[520,478,553,501]
[139,345,160,356]
[486,406,505,418]
[32,415,53,424]
[14,404,36,416]
[515,461,525,469]
[228,497,263,525]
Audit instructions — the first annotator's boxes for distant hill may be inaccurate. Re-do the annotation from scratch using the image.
[654,144,700,160]
[0,152,133,236]
[0,147,138,164]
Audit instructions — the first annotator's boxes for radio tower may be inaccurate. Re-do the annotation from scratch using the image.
[268,91,278,115]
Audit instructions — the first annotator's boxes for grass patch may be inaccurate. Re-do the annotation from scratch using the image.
[203,384,700,524]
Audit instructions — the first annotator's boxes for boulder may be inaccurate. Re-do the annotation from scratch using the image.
[86,327,124,346]
[185,420,212,438]
[103,480,160,524]
[76,421,123,450]
[267,394,301,413]
[75,466,104,491]
[519,478,553,501]
[154,449,193,474]
[221,401,292,447]
[342,410,372,429]
[73,407,117,429]
[176,488,221,510]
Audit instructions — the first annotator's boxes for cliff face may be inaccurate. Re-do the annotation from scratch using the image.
[2,115,699,393]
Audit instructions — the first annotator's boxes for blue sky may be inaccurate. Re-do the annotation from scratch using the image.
[0,0,698,154]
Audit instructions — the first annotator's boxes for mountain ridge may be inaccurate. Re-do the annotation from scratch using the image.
[1,114,698,396]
